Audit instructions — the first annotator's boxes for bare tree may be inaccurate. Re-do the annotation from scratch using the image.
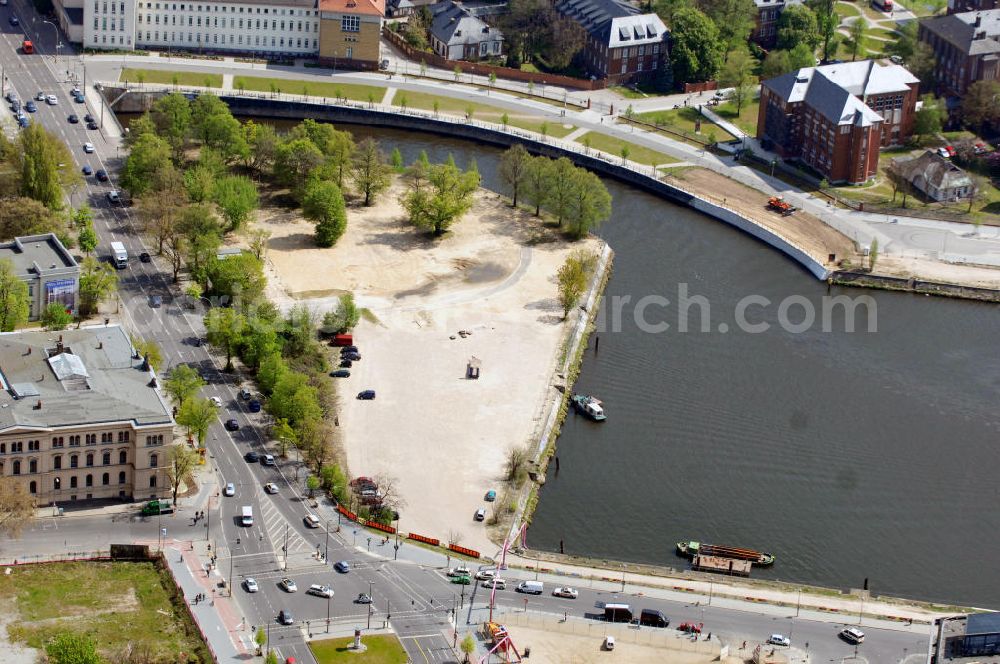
[0,479,36,537]
[165,445,200,505]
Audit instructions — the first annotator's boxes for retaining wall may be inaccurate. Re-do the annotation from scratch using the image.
[100,84,832,281]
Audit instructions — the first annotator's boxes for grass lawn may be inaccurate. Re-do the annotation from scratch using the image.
[506,117,576,138]
[122,68,221,87]
[902,0,943,17]
[859,3,891,20]
[575,131,678,165]
[610,85,650,99]
[636,107,737,143]
[714,99,760,136]
[520,63,540,73]
[398,90,570,134]
[233,76,384,102]
[868,27,900,39]
[835,2,862,17]
[0,561,209,662]
[309,634,408,664]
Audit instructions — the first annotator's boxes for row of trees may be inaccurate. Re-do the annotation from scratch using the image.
[498,145,612,239]
[401,153,481,235]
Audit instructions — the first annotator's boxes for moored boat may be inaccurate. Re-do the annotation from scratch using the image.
[571,394,606,421]
[677,540,775,566]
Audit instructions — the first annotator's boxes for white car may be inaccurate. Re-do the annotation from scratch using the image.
[840,627,865,644]
[243,577,259,593]
[481,578,506,590]
[447,566,471,577]
[603,635,615,651]
[767,634,791,647]
[45,95,58,105]
[474,569,496,581]
[307,584,334,598]
[552,587,578,599]
[223,482,235,496]
[262,454,275,466]
[264,482,279,494]
[303,514,320,528]
[279,578,297,592]
[209,397,222,407]
[83,142,95,153]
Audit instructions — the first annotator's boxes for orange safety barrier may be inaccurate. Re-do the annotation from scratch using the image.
[408,533,440,546]
[364,520,396,534]
[337,504,358,521]
[449,544,480,559]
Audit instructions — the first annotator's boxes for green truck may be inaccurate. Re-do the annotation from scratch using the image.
[140,499,173,516]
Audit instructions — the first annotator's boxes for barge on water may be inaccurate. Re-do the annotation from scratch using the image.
[692,555,752,577]
[677,540,775,566]
[571,394,606,421]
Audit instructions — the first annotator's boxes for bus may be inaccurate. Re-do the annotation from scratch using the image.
[22,40,33,54]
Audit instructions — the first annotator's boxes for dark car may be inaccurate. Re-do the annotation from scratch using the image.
[278,609,294,625]
[24,101,36,113]
[248,399,261,413]
[244,451,260,463]
[68,114,79,123]
[95,169,109,182]
[225,419,240,431]
[334,560,350,573]
[86,121,98,130]
[329,370,350,378]
[357,390,376,400]
[339,345,358,354]
[343,352,361,362]
[9,15,19,25]
[84,113,95,123]
[149,295,162,308]
[339,359,353,368]
[82,164,93,176]
[139,252,151,263]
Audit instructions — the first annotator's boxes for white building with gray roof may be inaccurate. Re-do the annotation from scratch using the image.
[0,234,80,321]
[428,0,503,61]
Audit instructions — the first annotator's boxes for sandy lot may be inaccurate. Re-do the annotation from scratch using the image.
[255,181,599,555]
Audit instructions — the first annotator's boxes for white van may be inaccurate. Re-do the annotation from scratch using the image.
[516,580,544,595]
[241,505,253,526]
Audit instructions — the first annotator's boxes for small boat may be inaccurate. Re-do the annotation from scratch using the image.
[570,394,606,421]
[677,540,775,566]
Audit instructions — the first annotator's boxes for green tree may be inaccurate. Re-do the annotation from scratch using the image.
[776,4,820,51]
[523,156,554,217]
[403,159,481,234]
[0,258,29,331]
[847,18,868,62]
[0,197,64,239]
[273,418,298,458]
[322,293,360,334]
[243,120,279,172]
[564,169,612,239]
[150,92,193,156]
[499,144,531,208]
[124,112,157,149]
[913,95,945,143]
[77,256,119,317]
[807,0,839,62]
[45,632,102,664]
[183,165,217,203]
[962,80,1000,131]
[71,204,93,230]
[351,138,392,206]
[669,7,725,84]
[265,651,279,664]
[166,444,200,504]
[17,123,70,210]
[121,133,173,196]
[202,112,249,163]
[41,302,72,330]
[788,42,818,69]
[556,249,596,318]
[762,50,793,79]
[274,138,325,201]
[884,21,935,85]
[164,364,206,407]
[543,158,577,227]
[701,0,757,54]
[205,307,246,371]
[391,147,405,173]
[720,45,757,114]
[78,220,98,255]
[257,351,288,395]
[213,175,259,232]
[302,179,348,247]
[254,627,267,655]
[132,335,163,372]
[178,204,223,288]
[176,397,215,447]
[306,475,320,497]
[269,372,322,428]
[869,237,879,271]
[320,464,348,500]
[460,633,476,662]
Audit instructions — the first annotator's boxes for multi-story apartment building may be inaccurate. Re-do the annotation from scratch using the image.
[948,0,997,14]
[428,0,503,61]
[0,326,175,506]
[757,60,920,184]
[752,0,802,48]
[318,0,384,68]
[0,234,79,321]
[553,0,668,86]
[919,10,1000,97]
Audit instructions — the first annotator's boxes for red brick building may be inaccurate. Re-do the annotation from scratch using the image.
[756,60,920,184]
[919,10,1000,97]
[752,0,803,49]
[553,0,669,86]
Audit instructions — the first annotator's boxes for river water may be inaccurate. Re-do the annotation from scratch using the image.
[138,113,1000,607]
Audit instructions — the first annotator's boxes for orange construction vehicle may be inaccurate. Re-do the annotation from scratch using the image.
[767,196,796,216]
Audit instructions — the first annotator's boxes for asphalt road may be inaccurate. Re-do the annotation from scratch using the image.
[0,12,935,663]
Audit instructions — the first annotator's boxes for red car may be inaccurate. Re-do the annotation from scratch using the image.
[945,145,957,157]
[679,622,703,634]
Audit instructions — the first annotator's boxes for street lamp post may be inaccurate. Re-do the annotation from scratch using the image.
[42,20,60,71]
[367,581,374,629]
[325,520,332,563]
[283,524,289,570]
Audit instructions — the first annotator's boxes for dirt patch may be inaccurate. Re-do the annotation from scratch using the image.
[667,168,858,265]
[872,256,1000,289]
[18,589,140,626]
[0,615,38,664]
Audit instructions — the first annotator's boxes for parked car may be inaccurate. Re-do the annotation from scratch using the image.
[552,587,578,599]
[603,636,615,651]
[248,399,261,412]
[139,252,151,263]
[149,295,162,308]
[343,352,361,361]
[225,419,240,431]
[354,593,373,604]
[450,574,471,585]
[474,508,486,521]
[334,560,350,573]
[339,359,353,368]
[265,483,279,494]
[239,387,252,400]
[278,609,294,625]
[244,577,259,592]
[767,634,791,647]
[447,566,471,577]
[84,113,95,123]
[357,390,376,400]
[24,101,36,112]
[484,490,496,502]
[329,370,350,378]
[278,578,297,592]
[244,451,259,463]
[68,114,79,123]
[223,482,236,496]
[308,584,334,598]
[36,92,46,101]
[474,569,496,581]
[86,121,98,130]
[262,454,275,466]
[339,345,358,354]
[95,169,109,182]
[9,15,19,25]
[481,578,506,590]
[107,191,121,205]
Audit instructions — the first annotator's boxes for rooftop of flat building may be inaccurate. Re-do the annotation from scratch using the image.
[0,234,78,278]
[0,325,173,433]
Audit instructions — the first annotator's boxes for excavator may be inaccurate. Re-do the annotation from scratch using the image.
[767,196,797,216]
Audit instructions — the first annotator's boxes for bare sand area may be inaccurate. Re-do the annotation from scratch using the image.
[255,181,600,555]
